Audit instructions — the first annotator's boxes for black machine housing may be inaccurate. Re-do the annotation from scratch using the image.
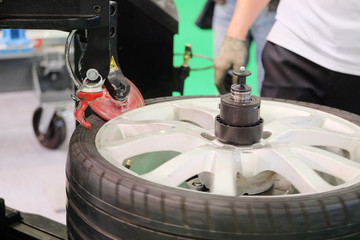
[0,0,179,99]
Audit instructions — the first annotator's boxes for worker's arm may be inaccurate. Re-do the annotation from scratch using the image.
[214,0,270,94]
[227,0,270,39]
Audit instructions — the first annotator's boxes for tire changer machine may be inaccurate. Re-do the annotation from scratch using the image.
[0,0,186,238]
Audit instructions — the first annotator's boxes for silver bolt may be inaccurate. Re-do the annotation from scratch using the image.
[93,5,101,13]
[192,181,205,191]
[193,182,203,187]
[240,66,246,72]
[86,69,99,81]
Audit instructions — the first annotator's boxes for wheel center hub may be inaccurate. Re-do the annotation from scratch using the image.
[215,67,264,145]
[213,67,273,195]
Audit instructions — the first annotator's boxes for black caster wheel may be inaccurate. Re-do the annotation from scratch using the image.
[32,107,66,149]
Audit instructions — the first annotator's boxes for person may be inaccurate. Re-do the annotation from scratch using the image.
[214,0,360,115]
[212,0,278,94]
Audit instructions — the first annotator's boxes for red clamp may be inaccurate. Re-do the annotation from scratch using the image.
[74,90,104,129]
[73,70,144,129]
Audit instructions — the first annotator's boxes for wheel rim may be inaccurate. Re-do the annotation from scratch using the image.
[96,98,360,197]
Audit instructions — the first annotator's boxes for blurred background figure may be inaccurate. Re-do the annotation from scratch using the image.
[213,0,278,94]
[214,0,360,115]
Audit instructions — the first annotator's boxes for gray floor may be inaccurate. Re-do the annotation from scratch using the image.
[0,90,75,225]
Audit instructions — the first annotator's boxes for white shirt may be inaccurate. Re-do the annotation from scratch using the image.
[267,0,360,76]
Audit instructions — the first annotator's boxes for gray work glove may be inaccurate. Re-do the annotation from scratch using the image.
[214,36,247,94]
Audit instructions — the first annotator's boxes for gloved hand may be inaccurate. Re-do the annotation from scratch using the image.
[214,36,247,94]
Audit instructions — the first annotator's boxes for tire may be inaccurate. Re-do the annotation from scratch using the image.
[33,107,66,149]
[66,97,360,240]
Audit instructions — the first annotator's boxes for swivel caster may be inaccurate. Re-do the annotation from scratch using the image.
[32,107,66,149]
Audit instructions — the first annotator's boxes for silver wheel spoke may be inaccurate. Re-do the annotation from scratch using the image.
[265,116,360,154]
[210,150,238,196]
[254,146,334,193]
[290,145,360,182]
[173,104,218,130]
[142,146,215,187]
[96,98,360,196]
[98,120,176,144]
[97,119,210,163]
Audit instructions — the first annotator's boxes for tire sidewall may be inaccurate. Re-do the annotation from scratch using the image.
[67,97,360,240]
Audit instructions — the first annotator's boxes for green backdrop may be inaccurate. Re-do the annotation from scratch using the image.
[173,0,259,97]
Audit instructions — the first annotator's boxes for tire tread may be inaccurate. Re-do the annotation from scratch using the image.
[66,97,360,240]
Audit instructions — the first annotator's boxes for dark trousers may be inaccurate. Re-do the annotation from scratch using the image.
[261,42,360,115]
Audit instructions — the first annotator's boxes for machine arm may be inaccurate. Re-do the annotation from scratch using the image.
[0,0,145,129]
[0,0,109,30]
[0,0,110,80]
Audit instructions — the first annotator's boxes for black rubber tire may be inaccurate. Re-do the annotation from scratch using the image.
[32,107,66,149]
[66,96,360,240]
